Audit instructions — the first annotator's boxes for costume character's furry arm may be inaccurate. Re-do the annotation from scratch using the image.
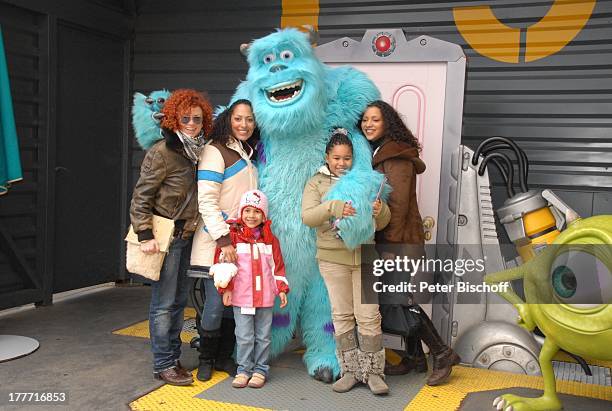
[322,66,386,249]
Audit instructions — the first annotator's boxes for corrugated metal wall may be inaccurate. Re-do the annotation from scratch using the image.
[316,0,612,215]
[2,0,608,310]
[130,0,281,193]
[134,0,611,215]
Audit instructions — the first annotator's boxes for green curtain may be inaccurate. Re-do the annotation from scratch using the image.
[0,24,23,196]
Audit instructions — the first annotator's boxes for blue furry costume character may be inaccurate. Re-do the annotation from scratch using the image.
[131,89,170,149]
[231,28,382,381]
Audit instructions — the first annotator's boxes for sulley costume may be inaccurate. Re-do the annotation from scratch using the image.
[230,28,383,381]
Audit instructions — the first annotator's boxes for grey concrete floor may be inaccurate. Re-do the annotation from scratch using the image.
[2,285,607,411]
[0,284,198,411]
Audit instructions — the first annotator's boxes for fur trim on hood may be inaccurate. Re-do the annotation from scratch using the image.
[372,140,426,174]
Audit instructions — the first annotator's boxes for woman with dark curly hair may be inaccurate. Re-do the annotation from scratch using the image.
[360,100,460,386]
[190,99,259,382]
[130,89,213,386]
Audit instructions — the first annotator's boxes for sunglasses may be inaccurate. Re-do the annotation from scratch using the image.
[180,116,203,125]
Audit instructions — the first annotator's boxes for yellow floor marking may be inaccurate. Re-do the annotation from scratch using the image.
[129,370,271,411]
[117,308,610,410]
[113,307,197,344]
[405,366,612,411]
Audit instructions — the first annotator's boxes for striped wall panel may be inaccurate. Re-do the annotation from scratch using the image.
[131,0,611,214]
[316,0,612,213]
[130,0,281,194]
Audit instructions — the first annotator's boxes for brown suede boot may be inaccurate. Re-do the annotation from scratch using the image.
[385,336,428,375]
[333,329,360,393]
[416,308,461,386]
[358,333,389,395]
[427,347,461,386]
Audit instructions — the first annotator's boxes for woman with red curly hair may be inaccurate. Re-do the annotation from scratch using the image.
[130,89,213,386]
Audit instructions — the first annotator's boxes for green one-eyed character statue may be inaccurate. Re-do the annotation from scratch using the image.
[485,214,612,411]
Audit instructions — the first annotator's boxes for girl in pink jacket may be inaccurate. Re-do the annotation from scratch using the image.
[218,190,289,389]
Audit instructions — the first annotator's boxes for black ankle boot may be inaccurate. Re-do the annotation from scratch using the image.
[197,360,214,382]
[385,335,427,375]
[197,330,220,382]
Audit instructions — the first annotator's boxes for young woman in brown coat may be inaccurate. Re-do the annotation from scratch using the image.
[360,100,460,386]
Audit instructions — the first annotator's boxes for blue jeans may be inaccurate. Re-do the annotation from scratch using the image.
[233,306,273,377]
[199,277,233,332]
[149,237,192,373]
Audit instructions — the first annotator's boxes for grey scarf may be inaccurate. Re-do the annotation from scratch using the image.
[176,130,206,163]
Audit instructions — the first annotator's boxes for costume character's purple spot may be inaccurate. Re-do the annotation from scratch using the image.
[256,140,266,164]
[272,313,290,328]
[323,321,335,335]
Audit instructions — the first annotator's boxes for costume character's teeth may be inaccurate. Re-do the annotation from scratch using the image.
[266,79,304,103]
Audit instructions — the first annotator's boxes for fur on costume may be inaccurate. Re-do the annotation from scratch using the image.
[231,28,382,379]
[131,89,170,150]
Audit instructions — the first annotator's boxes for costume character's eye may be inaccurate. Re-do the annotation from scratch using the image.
[280,50,294,60]
[550,249,611,305]
[157,98,165,106]
[552,265,576,299]
[263,54,275,64]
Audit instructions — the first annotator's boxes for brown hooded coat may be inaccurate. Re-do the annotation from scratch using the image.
[372,140,426,246]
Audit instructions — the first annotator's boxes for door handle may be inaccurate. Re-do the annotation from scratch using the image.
[423,216,435,242]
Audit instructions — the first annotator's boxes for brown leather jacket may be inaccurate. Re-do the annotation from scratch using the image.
[372,140,426,246]
[130,129,198,241]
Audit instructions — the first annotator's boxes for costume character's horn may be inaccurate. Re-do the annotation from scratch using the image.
[303,25,319,45]
[240,43,250,56]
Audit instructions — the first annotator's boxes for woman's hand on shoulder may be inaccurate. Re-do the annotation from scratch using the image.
[140,239,160,254]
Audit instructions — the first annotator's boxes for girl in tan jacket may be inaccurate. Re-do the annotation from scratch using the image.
[302,129,391,395]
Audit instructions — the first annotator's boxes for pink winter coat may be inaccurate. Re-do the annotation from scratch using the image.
[217,219,289,308]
